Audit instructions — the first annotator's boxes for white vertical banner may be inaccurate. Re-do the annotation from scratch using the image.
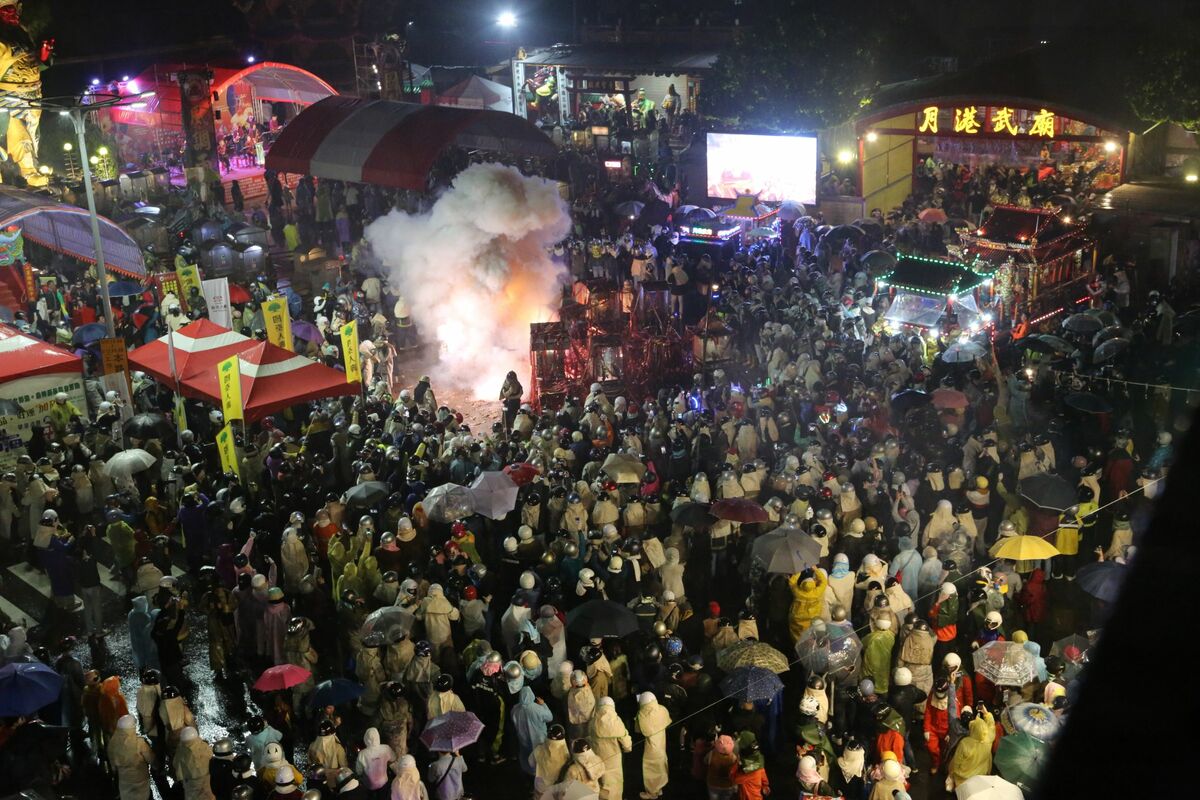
[202,277,232,328]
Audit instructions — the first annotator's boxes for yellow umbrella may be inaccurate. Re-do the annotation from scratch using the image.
[990,535,1060,561]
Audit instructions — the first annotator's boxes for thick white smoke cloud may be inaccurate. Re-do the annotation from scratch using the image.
[365,163,571,398]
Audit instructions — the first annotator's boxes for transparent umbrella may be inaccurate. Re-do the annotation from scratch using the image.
[105,449,157,479]
[973,641,1036,686]
[794,619,862,684]
[1005,702,1063,741]
[423,483,474,522]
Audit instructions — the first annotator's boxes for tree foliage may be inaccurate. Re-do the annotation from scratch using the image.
[1125,22,1200,130]
[701,0,914,131]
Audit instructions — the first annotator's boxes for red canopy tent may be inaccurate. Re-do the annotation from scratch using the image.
[0,324,83,381]
[265,96,555,190]
[183,339,359,422]
[128,318,252,392]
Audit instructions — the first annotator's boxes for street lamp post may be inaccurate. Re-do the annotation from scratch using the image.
[3,92,153,337]
[69,108,116,337]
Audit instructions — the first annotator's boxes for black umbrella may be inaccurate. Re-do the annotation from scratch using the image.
[889,389,932,414]
[1064,392,1113,414]
[1016,335,1058,355]
[343,481,389,507]
[566,599,639,639]
[861,250,896,277]
[1062,313,1103,334]
[123,412,175,441]
[1091,325,1126,348]
[1019,474,1077,511]
[1093,338,1130,363]
[670,501,715,528]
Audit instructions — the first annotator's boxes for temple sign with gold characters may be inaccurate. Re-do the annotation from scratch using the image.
[919,104,1059,138]
[0,0,51,186]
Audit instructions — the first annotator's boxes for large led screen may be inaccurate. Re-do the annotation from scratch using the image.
[705,132,818,204]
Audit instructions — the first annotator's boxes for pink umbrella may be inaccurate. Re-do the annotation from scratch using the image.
[919,207,949,223]
[931,387,969,410]
[253,664,312,691]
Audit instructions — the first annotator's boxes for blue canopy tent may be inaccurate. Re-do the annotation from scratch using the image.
[0,186,146,279]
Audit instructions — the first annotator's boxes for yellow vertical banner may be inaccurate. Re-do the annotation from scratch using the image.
[263,295,294,351]
[217,355,243,421]
[174,394,188,436]
[216,423,240,476]
[340,321,361,384]
[177,263,203,299]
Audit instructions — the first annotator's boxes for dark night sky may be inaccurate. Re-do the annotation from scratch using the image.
[32,0,1188,95]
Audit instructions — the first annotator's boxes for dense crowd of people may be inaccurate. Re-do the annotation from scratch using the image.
[0,135,1196,800]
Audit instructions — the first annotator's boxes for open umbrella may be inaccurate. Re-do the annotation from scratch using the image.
[72,322,109,346]
[931,387,969,410]
[941,341,986,363]
[989,535,1060,561]
[1062,313,1103,334]
[679,207,717,224]
[123,412,174,441]
[360,606,416,640]
[1091,325,1126,347]
[861,250,897,277]
[1049,634,1090,663]
[307,678,365,708]
[566,599,639,639]
[502,462,540,486]
[0,662,65,716]
[956,775,1023,800]
[469,471,519,520]
[918,207,948,223]
[1036,334,1074,353]
[1016,335,1059,355]
[715,640,790,674]
[670,501,715,528]
[764,531,822,575]
[720,666,784,702]
[994,731,1051,792]
[421,711,484,752]
[106,280,144,297]
[290,319,323,343]
[254,664,312,692]
[105,449,157,479]
[794,619,862,682]
[973,641,1036,686]
[613,200,645,219]
[343,481,389,507]
[227,283,253,305]
[1063,392,1112,414]
[1019,474,1077,511]
[1093,337,1130,362]
[1006,703,1063,741]
[777,200,806,221]
[538,780,599,800]
[711,498,769,523]
[423,483,474,522]
[1075,559,1128,602]
[889,389,932,414]
[601,452,646,484]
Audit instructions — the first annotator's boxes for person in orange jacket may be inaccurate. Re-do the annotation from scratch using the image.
[730,743,770,800]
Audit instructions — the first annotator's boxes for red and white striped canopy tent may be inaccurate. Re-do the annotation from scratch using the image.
[0,323,83,383]
[265,95,555,190]
[128,319,252,391]
[183,339,359,422]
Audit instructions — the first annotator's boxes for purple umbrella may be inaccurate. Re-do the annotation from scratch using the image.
[290,319,324,343]
[421,711,484,752]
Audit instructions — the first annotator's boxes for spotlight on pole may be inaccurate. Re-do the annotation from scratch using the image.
[1103,141,1117,153]
[837,149,854,165]
[865,131,878,143]
[498,10,517,27]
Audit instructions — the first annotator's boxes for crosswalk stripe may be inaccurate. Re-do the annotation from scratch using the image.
[0,592,38,627]
[8,562,84,606]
